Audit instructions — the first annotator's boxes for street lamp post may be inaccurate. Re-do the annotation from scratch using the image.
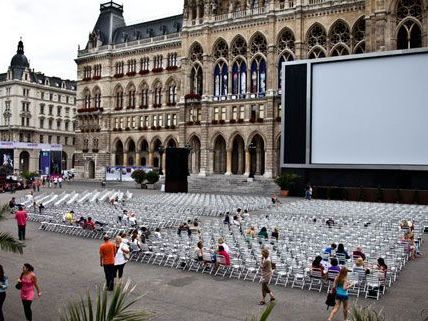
[157,145,164,175]
[248,143,256,179]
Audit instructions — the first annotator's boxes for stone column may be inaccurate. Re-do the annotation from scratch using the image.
[135,153,141,166]
[256,148,261,175]
[244,150,251,176]
[123,153,128,166]
[225,149,232,176]
[238,147,244,174]
[162,153,166,174]
[148,151,154,166]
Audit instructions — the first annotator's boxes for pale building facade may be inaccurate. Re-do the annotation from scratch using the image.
[0,41,77,175]
[75,0,427,179]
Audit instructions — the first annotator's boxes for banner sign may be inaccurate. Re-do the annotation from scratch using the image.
[0,141,62,151]
[105,166,152,181]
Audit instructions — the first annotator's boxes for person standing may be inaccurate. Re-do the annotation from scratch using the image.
[99,235,116,291]
[327,268,350,321]
[17,263,41,321]
[15,206,28,241]
[114,236,130,280]
[259,249,275,305]
[0,265,8,321]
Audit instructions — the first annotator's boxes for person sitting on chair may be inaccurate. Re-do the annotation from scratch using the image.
[84,217,96,230]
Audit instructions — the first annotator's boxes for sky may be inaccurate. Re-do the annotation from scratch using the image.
[0,0,183,80]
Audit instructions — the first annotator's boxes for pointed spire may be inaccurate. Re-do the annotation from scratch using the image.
[17,38,24,55]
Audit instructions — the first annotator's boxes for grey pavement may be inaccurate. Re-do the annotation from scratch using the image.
[0,185,427,321]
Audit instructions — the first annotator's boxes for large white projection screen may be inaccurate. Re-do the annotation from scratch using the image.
[311,53,428,166]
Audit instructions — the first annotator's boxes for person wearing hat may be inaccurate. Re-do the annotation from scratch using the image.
[99,235,116,291]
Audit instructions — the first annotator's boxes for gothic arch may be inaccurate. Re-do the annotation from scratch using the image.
[124,137,136,152]
[150,136,163,151]
[249,133,265,176]
[210,131,227,149]
[91,86,101,96]
[113,139,124,166]
[352,16,366,53]
[212,37,229,59]
[188,134,201,174]
[189,41,204,61]
[246,130,268,148]
[230,35,248,57]
[306,23,327,56]
[137,136,149,150]
[277,27,296,52]
[231,134,246,175]
[249,32,268,56]
[164,135,178,147]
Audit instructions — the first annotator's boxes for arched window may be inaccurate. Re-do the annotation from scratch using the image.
[250,56,266,96]
[213,39,229,59]
[83,88,91,109]
[167,80,177,105]
[139,82,149,108]
[307,23,327,59]
[115,86,124,110]
[189,42,203,62]
[127,84,136,108]
[396,0,423,49]
[153,81,162,107]
[250,33,268,56]
[214,61,228,97]
[232,59,247,96]
[352,17,366,54]
[92,87,101,108]
[231,35,248,57]
[277,28,295,91]
[329,20,351,56]
[189,42,204,96]
[190,64,203,96]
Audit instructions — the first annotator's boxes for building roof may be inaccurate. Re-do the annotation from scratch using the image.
[112,15,183,44]
[88,1,182,47]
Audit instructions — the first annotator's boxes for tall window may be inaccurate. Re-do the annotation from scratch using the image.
[214,107,219,121]
[396,0,423,49]
[115,61,124,75]
[232,59,247,96]
[214,61,228,97]
[172,114,177,126]
[153,55,163,69]
[221,107,227,120]
[127,59,137,73]
[93,88,101,108]
[277,28,295,92]
[250,56,267,96]
[189,42,204,95]
[140,83,149,107]
[93,64,102,77]
[167,53,178,67]
[83,89,91,109]
[352,17,366,54]
[232,106,238,120]
[153,82,162,107]
[127,85,136,108]
[140,57,150,71]
[115,86,124,109]
[168,81,177,105]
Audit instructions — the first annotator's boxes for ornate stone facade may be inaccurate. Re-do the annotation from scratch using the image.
[75,0,427,179]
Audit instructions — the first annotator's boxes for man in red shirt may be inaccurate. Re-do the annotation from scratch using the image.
[15,206,28,241]
[99,234,116,291]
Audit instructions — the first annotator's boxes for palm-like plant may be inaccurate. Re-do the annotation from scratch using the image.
[60,280,150,321]
[350,304,385,321]
[0,203,24,254]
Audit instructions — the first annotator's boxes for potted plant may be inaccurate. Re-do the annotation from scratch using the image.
[275,173,299,197]
[131,170,146,188]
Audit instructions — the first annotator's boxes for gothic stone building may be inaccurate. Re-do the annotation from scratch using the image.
[75,0,427,179]
[0,40,76,174]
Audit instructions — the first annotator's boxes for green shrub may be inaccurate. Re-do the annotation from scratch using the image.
[131,170,146,184]
[145,171,159,184]
[21,171,38,181]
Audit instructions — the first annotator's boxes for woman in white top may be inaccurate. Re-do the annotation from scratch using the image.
[114,236,130,279]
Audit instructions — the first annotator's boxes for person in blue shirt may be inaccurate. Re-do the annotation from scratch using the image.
[323,243,337,256]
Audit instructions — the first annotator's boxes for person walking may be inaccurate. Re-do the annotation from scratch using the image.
[17,263,41,321]
[15,206,28,241]
[114,236,130,280]
[99,235,116,291]
[0,265,8,321]
[259,248,275,305]
[327,267,350,321]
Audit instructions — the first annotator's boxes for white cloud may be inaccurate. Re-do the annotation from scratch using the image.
[0,0,183,80]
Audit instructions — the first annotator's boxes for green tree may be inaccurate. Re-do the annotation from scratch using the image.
[145,171,159,184]
[131,170,146,185]
[0,204,24,254]
[60,280,150,321]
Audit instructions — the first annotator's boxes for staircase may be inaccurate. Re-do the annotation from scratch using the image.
[187,175,279,195]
